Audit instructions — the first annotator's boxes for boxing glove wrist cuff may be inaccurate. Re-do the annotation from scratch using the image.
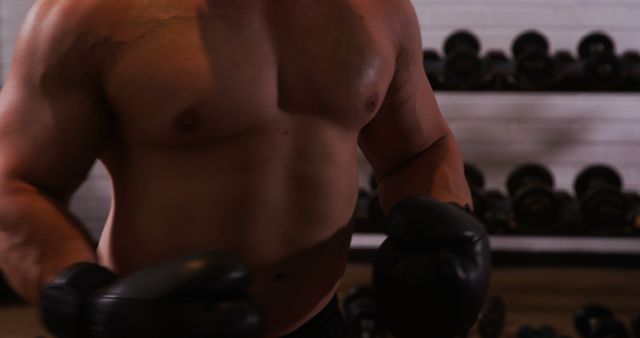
[40,263,119,338]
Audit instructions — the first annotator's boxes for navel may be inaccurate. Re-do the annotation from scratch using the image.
[173,108,201,133]
[365,92,380,113]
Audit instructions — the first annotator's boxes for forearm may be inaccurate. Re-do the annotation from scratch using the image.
[376,132,471,215]
[0,179,97,304]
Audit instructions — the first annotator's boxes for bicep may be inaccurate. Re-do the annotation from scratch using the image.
[358,0,451,180]
[0,1,112,201]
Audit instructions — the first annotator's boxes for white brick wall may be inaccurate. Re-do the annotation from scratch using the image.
[416,0,640,54]
[440,93,640,192]
[2,0,640,237]
[0,0,31,80]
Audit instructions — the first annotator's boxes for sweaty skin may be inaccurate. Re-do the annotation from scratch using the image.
[0,0,471,336]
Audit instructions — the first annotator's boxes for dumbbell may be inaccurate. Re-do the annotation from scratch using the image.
[366,174,385,233]
[465,162,486,189]
[506,163,561,230]
[352,176,380,233]
[551,50,585,91]
[464,163,514,234]
[573,165,630,231]
[621,51,640,91]
[482,190,515,234]
[354,189,371,223]
[477,295,507,338]
[578,32,624,91]
[344,287,386,338]
[553,190,582,234]
[424,49,447,90]
[626,192,640,235]
[479,50,518,91]
[443,30,483,90]
[512,30,554,90]
[464,162,487,218]
[575,304,630,338]
[369,174,378,192]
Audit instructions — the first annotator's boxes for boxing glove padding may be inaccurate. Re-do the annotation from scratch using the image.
[40,263,120,338]
[40,251,262,338]
[384,197,486,252]
[373,196,491,338]
[90,251,261,338]
[95,250,251,301]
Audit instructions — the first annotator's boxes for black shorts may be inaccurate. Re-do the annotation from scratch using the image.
[279,295,349,338]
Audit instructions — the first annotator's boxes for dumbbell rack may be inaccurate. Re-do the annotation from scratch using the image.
[352,91,640,268]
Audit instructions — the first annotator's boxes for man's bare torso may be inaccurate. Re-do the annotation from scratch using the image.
[87,0,397,335]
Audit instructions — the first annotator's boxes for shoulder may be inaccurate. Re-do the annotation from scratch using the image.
[12,0,114,82]
[383,0,421,26]
[375,0,421,44]
[21,0,106,43]
[16,0,110,65]
[360,0,422,61]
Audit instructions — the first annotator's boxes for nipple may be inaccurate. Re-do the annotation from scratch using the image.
[173,108,201,133]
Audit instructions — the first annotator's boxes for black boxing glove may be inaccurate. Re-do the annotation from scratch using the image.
[40,250,262,338]
[40,262,119,338]
[372,196,491,338]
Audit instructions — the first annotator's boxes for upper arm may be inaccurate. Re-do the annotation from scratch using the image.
[0,0,112,202]
[358,0,452,180]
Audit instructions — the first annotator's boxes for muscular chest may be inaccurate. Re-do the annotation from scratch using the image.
[101,0,395,146]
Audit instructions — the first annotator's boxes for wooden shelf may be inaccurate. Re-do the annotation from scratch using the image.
[351,234,640,253]
[349,234,640,267]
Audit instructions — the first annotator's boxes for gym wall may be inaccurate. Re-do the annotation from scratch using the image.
[1,0,640,238]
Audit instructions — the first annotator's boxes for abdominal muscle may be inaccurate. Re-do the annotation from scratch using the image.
[95,131,359,337]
